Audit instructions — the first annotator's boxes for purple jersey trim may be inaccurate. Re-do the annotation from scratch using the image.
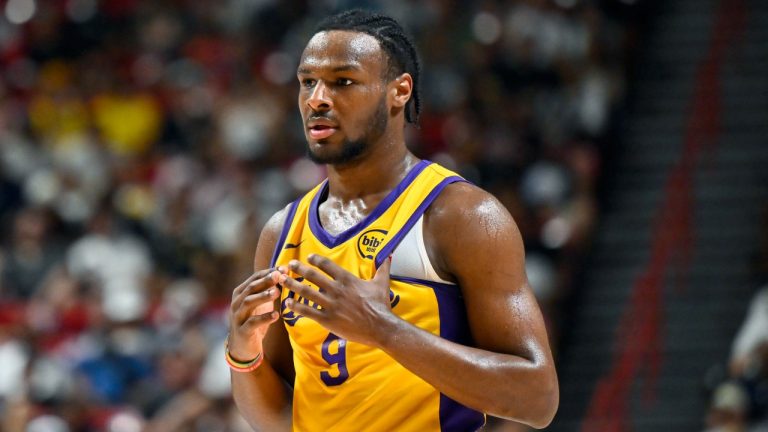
[374,176,467,269]
[308,160,430,249]
[439,396,486,432]
[269,198,300,268]
[389,275,485,431]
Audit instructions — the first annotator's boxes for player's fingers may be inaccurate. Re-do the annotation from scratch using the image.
[288,260,335,292]
[241,271,281,296]
[235,286,281,323]
[281,275,330,308]
[241,310,280,331]
[307,254,349,281]
[232,268,275,298]
[230,274,277,313]
[231,271,281,313]
[284,297,325,323]
[241,286,281,308]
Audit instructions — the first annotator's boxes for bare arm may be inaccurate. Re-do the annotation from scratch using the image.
[229,207,295,431]
[283,183,558,428]
[387,182,559,427]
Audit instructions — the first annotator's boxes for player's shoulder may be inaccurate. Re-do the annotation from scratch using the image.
[427,180,514,229]
[422,179,524,281]
[260,203,293,242]
[423,179,522,250]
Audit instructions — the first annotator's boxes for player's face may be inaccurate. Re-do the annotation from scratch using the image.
[297,30,391,165]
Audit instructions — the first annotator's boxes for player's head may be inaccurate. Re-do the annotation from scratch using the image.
[297,9,421,165]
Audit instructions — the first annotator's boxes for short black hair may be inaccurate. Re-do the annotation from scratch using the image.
[314,9,422,125]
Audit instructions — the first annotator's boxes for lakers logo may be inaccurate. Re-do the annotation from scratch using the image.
[281,277,324,327]
[357,229,387,259]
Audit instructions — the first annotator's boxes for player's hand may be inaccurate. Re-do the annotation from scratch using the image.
[281,254,395,346]
[228,268,285,362]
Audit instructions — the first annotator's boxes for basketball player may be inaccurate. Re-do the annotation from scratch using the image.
[227,10,558,431]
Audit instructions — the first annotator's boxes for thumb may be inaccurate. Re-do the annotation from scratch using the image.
[373,255,392,285]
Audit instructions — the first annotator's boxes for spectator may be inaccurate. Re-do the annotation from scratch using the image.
[704,380,750,432]
[0,207,60,300]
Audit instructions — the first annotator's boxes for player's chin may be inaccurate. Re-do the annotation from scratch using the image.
[307,135,344,152]
[307,141,329,157]
[307,143,339,164]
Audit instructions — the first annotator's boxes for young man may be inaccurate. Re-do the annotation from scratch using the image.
[227,10,558,431]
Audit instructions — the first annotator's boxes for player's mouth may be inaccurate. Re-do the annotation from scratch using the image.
[308,125,338,140]
[307,118,339,140]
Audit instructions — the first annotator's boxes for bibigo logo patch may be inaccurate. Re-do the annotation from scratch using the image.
[357,229,388,259]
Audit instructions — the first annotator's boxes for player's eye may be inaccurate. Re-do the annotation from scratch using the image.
[301,78,316,88]
[336,78,353,86]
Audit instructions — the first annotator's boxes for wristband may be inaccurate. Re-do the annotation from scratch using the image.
[225,338,263,372]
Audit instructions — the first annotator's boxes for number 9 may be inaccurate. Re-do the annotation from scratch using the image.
[320,333,349,386]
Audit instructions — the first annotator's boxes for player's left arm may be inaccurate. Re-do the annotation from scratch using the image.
[418,181,559,427]
[283,182,558,428]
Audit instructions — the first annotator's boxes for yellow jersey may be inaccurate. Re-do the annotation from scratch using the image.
[271,160,486,432]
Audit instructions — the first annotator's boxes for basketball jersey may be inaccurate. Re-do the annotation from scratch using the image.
[271,160,486,432]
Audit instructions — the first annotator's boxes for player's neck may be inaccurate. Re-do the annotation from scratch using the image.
[325,137,418,204]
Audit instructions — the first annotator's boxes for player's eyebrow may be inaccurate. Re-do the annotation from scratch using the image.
[297,63,362,74]
[331,64,361,72]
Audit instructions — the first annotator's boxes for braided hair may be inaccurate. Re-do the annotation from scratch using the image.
[314,9,422,125]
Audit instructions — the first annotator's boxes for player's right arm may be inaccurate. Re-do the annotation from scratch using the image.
[229,207,294,431]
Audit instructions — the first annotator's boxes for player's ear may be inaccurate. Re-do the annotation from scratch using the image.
[389,73,412,108]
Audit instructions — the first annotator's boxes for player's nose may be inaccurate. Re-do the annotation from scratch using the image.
[307,81,332,111]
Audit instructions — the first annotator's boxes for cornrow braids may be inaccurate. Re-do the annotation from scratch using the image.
[314,9,422,125]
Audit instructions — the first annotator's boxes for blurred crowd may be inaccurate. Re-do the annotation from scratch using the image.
[0,0,639,430]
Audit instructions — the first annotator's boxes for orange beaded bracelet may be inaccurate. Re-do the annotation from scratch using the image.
[224,338,264,372]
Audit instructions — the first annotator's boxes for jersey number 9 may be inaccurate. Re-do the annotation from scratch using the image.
[320,333,349,386]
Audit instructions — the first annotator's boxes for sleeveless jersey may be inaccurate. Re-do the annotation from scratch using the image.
[271,160,486,432]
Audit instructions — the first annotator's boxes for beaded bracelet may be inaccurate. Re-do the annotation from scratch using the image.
[224,338,264,372]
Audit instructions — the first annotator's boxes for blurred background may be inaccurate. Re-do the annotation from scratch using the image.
[0,0,766,431]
